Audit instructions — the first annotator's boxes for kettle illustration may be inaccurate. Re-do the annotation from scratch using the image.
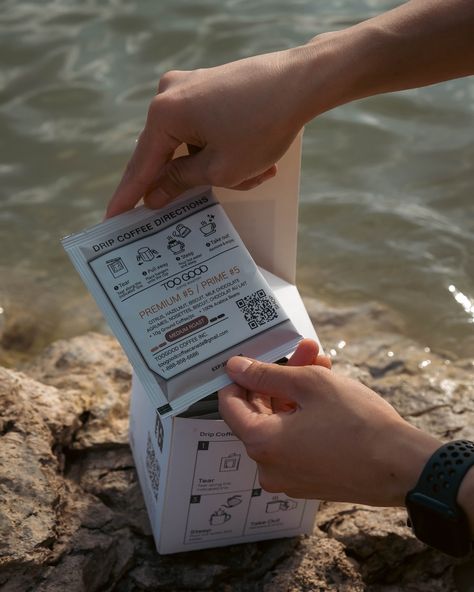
[209,508,231,526]
[224,495,242,508]
[174,224,191,238]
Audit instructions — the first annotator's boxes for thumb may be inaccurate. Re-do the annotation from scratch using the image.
[225,356,306,404]
[144,150,211,208]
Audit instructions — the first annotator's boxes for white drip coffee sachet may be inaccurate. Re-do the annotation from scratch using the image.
[62,187,302,417]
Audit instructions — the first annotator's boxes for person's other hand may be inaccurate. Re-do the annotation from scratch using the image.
[106,48,311,218]
[218,344,440,506]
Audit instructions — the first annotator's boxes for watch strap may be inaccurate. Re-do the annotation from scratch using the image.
[411,440,474,506]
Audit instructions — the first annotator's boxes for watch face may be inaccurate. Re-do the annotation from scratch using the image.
[406,493,472,557]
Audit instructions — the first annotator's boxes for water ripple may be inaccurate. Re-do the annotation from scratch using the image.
[0,0,473,358]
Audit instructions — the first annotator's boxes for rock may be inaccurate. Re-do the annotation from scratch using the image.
[316,502,457,591]
[0,301,473,591]
[0,367,76,586]
[24,332,132,449]
[261,534,365,591]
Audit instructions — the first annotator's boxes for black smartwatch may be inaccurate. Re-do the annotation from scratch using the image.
[405,440,474,557]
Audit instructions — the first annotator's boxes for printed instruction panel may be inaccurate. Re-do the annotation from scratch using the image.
[184,438,306,545]
[88,194,288,380]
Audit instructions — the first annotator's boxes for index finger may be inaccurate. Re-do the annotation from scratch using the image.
[105,124,180,218]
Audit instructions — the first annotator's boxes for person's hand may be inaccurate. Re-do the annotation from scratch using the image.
[218,343,441,506]
[106,47,314,218]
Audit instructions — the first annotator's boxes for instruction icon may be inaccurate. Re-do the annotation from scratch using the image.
[137,246,160,265]
[209,508,231,526]
[167,236,185,255]
[200,214,216,236]
[219,453,241,472]
[106,257,128,278]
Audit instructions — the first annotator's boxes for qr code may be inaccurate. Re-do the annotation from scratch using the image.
[236,289,278,330]
[146,433,161,501]
[154,410,164,452]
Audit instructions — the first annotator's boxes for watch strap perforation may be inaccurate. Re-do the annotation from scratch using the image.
[413,440,474,505]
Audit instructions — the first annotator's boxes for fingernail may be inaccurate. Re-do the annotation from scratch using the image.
[226,356,252,374]
[254,169,276,185]
[264,167,277,180]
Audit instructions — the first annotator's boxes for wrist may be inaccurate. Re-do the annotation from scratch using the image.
[375,420,441,507]
[287,26,391,125]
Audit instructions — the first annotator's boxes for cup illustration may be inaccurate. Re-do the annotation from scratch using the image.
[265,498,298,513]
[209,508,231,526]
[265,500,282,513]
[167,237,185,255]
[280,499,298,511]
[200,215,216,236]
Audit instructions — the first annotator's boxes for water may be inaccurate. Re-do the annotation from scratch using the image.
[0,0,473,362]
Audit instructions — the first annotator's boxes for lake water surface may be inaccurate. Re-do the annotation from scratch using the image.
[0,0,473,362]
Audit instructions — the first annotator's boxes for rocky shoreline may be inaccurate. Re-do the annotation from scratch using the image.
[0,299,473,591]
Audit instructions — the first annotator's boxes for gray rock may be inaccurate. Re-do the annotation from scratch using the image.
[0,299,472,591]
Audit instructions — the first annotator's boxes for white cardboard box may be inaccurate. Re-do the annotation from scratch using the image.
[129,136,322,554]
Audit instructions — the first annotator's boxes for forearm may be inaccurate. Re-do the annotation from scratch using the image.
[107,0,474,214]
[288,0,474,125]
